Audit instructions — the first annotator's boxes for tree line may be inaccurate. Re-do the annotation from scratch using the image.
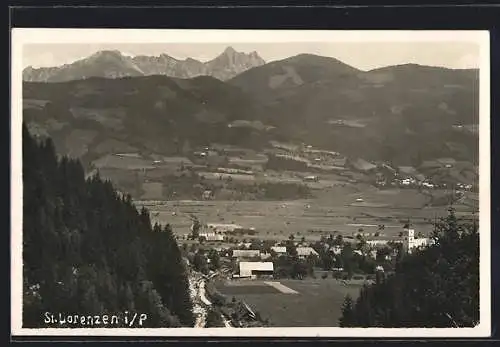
[339,209,479,327]
[23,124,194,328]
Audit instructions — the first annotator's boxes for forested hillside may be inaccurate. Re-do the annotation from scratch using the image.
[24,55,479,170]
[339,209,479,328]
[22,124,194,328]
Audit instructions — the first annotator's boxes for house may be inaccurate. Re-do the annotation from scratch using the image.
[436,158,456,166]
[402,227,434,254]
[217,167,254,175]
[238,262,274,279]
[232,249,261,259]
[198,233,224,242]
[329,245,342,255]
[202,190,214,200]
[271,246,287,254]
[422,182,435,189]
[207,223,244,233]
[366,239,390,247]
[303,175,319,182]
[296,247,319,258]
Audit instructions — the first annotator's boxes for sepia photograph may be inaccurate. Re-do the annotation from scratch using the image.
[11,29,490,337]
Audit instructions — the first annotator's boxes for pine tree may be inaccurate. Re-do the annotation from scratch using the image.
[22,124,194,328]
[339,295,355,327]
[206,307,224,327]
[338,208,479,327]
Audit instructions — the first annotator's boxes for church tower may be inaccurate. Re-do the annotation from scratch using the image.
[402,223,415,253]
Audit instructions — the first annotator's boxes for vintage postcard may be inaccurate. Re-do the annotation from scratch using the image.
[11,29,491,337]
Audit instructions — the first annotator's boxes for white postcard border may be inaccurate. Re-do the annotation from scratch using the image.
[10,28,491,338]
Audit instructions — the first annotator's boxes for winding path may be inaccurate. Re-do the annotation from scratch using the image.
[190,272,232,328]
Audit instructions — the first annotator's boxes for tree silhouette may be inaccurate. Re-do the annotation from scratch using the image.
[339,295,355,327]
[339,208,479,327]
[22,124,194,328]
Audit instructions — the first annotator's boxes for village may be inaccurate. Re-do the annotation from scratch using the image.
[91,139,477,327]
[93,138,477,204]
[180,216,436,327]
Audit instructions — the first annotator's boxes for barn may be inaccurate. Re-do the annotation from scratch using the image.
[238,262,274,279]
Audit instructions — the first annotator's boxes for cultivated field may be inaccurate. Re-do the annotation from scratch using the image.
[214,278,365,327]
[141,182,164,200]
[134,185,470,241]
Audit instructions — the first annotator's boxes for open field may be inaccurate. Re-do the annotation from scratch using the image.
[216,282,283,295]
[141,182,163,200]
[65,129,98,158]
[214,278,364,327]
[23,98,50,110]
[93,154,156,170]
[134,185,475,240]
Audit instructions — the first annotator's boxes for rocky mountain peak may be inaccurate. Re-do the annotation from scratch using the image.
[22,47,266,82]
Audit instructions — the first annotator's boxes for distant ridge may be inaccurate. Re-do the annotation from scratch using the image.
[23,51,479,170]
[22,47,266,82]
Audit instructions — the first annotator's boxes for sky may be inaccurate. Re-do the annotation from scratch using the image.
[23,42,480,71]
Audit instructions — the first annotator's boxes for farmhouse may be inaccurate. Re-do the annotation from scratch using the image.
[207,223,244,233]
[115,153,141,158]
[296,247,319,258]
[303,175,320,182]
[436,158,456,166]
[202,190,214,200]
[328,245,342,255]
[422,182,435,188]
[271,246,287,255]
[199,233,224,241]
[366,239,390,247]
[232,249,261,259]
[238,261,274,279]
[217,167,254,175]
[303,148,340,156]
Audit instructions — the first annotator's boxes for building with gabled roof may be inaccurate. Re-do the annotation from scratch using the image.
[238,261,274,278]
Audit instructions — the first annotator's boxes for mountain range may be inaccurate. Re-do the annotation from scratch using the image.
[22,51,479,170]
[23,47,266,82]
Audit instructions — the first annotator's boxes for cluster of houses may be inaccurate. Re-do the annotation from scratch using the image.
[197,223,247,241]
[191,218,433,279]
[267,142,347,172]
[226,226,432,279]
[230,246,319,279]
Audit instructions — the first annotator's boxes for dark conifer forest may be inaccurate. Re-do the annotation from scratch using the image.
[22,123,194,328]
[339,210,479,328]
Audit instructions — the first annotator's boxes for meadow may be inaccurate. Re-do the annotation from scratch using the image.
[135,185,463,241]
[214,278,365,327]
